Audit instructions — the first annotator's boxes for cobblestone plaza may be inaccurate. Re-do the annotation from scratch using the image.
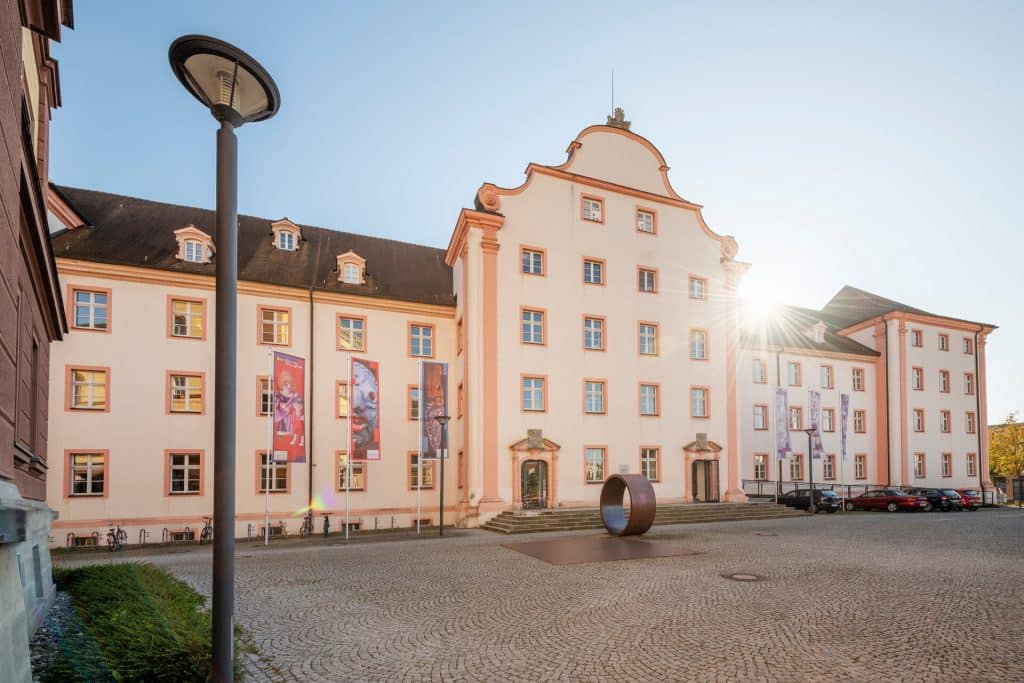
[58,511,1024,681]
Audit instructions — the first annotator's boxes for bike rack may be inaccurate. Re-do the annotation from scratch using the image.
[66,532,76,549]
[246,523,253,541]
[391,516,395,529]
[139,529,150,546]
[161,528,170,545]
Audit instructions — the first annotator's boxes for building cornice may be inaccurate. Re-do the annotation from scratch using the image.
[740,342,879,363]
[467,125,739,253]
[444,208,505,266]
[56,258,456,317]
[838,311,996,337]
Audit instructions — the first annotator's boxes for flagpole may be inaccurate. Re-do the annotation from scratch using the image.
[345,352,351,541]
[265,349,273,546]
[836,388,844,504]
[417,360,422,535]
[769,383,775,499]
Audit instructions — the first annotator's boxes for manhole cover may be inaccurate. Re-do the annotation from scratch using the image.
[723,573,765,582]
[238,554,254,559]
[754,532,778,537]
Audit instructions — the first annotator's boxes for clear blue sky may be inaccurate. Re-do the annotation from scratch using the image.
[50,1,1022,422]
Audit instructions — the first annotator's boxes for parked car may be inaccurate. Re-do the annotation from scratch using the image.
[904,488,964,512]
[785,489,842,513]
[844,489,929,512]
[955,489,981,511]
[776,490,801,507]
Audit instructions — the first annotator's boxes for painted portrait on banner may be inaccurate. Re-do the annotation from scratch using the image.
[774,387,791,459]
[420,361,448,459]
[840,393,850,461]
[808,389,824,460]
[273,351,306,463]
[350,358,381,461]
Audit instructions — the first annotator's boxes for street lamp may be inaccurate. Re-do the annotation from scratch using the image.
[434,414,450,537]
[803,428,816,513]
[169,35,280,683]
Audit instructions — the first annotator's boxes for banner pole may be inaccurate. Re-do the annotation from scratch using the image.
[265,349,273,546]
[417,361,422,535]
[345,353,351,541]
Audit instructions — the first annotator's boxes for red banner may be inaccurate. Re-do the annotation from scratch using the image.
[273,351,306,463]
[350,358,381,461]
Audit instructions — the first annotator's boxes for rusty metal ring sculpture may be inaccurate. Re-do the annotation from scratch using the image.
[600,474,656,536]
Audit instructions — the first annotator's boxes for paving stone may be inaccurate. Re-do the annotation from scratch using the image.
[55,509,1024,682]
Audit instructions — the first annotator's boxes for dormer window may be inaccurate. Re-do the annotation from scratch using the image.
[336,250,366,285]
[270,218,302,252]
[809,322,826,344]
[173,226,215,264]
[184,239,204,263]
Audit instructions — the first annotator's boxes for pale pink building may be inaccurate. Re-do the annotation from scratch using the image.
[44,117,996,543]
[739,297,995,496]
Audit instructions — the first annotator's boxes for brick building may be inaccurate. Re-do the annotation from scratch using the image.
[0,1,72,681]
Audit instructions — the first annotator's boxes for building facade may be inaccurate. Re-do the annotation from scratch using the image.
[1,1,72,681]
[44,117,996,547]
[739,296,995,496]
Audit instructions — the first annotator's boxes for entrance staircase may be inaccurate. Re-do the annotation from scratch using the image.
[481,501,805,534]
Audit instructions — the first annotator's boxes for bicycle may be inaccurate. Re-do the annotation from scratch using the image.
[299,512,314,536]
[199,516,214,544]
[106,525,126,552]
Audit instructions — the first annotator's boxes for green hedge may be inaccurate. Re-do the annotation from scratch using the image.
[43,563,246,682]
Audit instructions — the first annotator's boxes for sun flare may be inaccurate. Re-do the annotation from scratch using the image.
[739,281,784,329]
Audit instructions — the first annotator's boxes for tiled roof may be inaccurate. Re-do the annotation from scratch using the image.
[820,285,993,330]
[741,305,880,357]
[50,186,455,307]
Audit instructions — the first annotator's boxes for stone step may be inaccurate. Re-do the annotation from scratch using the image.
[488,508,796,524]
[481,505,805,534]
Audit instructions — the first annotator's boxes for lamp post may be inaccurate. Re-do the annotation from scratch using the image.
[803,428,816,513]
[435,414,450,536]
[169,35,280,683]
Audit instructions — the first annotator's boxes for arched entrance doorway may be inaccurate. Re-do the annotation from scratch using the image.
[683,438,722,503]
[509,432,560,510]
[691,460,720,502]
[520,460,548,509]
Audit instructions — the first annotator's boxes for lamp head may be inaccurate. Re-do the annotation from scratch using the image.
[169,35,280,127]
[434,415,451,426]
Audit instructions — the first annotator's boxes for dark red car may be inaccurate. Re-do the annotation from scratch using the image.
[956,489,981,511]
[844,488,929,512]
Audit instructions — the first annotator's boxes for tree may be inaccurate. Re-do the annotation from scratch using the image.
[989,411,1024,481]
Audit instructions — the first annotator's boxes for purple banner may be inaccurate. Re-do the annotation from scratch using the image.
[840,393,850,461]
[774,387,791,459]
[420,361,449,459]
[808,390,823,460]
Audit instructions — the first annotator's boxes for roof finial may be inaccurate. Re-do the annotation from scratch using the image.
[606,106,631,130]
